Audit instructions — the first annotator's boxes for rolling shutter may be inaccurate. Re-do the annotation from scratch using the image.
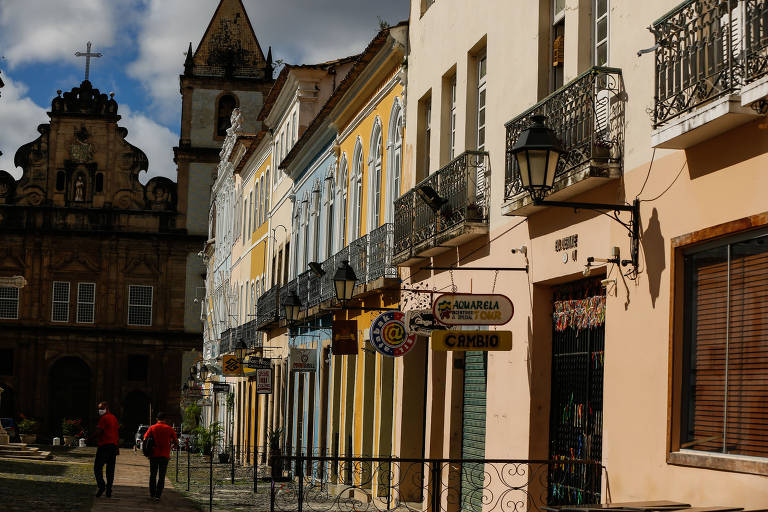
[461,351,487,512]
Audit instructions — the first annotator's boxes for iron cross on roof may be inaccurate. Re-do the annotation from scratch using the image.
[75,41,103,81]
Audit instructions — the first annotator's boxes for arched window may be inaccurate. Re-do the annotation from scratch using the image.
[216,94,237,136]
[254,180,260,229]
[368,119,383,231]
[349,140,364,241]
[264,170,270,222]
[325,167,335,258]
[292,209,301,278]
[387,100,404,223]
[259,175,265,226]
[95,173,104,193]
[56,171,66,191]
[336,155,348,250]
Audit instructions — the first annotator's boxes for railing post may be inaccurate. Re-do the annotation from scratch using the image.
[297,456,304,512]
[253,445,258,493]
[430,461,441,512]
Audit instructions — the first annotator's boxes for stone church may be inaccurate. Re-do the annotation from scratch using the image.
[0,0,273,442]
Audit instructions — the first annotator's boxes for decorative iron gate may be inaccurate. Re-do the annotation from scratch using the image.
[548,279,605,505]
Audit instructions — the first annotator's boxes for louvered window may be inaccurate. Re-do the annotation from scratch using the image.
[52,281,70,322]
[128,285,153,326]
[681,231,768,458]
[77,282,95,323]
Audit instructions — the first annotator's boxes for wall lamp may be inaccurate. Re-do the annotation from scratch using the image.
[415,184,447,212]
[283,290,302,324]
[511,115,640,269]
[332,260,397,311]
[308,262,325,277]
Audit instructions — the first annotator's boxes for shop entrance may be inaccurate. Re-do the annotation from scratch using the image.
[548,279,605,505]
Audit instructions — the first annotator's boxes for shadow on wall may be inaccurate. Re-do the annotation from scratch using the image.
[641,207,665,308]
[686,119,768,179]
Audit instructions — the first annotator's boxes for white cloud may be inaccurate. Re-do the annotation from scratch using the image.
[0,72,48,179]
[119,105,179,184]
[0,0,123,69]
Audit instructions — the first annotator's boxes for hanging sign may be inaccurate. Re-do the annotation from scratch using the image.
[221,354,242,375]
[431,330,513,351]
[212,382,231,393]
[432,293,514,326]
[256,368,273,394]
[332,320,359,355]
[242,356,270,376]
[404,309,444,336]
[290,348,316,372]
[370,311,417,357]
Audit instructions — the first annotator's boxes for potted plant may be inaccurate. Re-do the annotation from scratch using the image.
[18,418,38,444]
[268,427,284,479]
[194,422,222,457]
[61,418,81,446]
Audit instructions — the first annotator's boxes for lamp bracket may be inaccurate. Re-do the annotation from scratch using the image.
[534,198,640,270]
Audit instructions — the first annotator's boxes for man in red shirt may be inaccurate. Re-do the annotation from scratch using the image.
[93,401,119,498]
[144,412,178,502]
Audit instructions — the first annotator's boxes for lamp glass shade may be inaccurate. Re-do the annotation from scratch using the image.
[511,115,564,200]
[283,291,302,322]
[333,260,357,302]
[199,365,209,381]
[235,340,247,360]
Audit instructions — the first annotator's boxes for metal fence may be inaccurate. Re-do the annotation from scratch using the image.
[504,67,624,200]
[255,285,279,330]
[745,0,768,82]
[268,455,604,512]
[368,223,398,281]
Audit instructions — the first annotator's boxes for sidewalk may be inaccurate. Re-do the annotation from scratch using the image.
[91,451,199,512]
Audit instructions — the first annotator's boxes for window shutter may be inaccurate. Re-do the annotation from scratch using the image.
[553,35,565,67]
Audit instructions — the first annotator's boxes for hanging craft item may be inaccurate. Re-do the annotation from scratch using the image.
[370,311,417,357]
[552,295,606,332]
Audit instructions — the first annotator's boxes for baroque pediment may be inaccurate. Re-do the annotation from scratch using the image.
[123,255,159,277]
[0,250,25,271]
[54,252,101,274]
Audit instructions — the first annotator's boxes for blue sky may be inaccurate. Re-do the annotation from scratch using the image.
[0,0,409,182]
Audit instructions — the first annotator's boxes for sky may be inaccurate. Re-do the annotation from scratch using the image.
[0,0,410,183]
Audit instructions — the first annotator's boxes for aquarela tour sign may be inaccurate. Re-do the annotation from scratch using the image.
[432,293,514,326]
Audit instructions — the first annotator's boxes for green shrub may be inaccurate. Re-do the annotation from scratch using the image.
[61,419,81,436]
[18,419,38,434]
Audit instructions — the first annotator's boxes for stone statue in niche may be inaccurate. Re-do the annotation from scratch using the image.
[153,185,168,203]
[74,175,85,202]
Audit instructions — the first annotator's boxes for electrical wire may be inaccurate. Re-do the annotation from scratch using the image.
[640,160,687,203]
[635,147,657,199]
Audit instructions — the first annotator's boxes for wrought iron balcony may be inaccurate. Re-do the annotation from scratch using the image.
[255,285,279,330]
[367,223,397,281]
[745,0,768,84]
[279,279,297,322]
[394,150,490,265]
[348,234,369,287]
[503,67,625,215]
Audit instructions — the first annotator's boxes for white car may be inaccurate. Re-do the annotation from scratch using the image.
[134,425,149,450]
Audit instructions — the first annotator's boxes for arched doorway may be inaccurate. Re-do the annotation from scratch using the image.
[123,390,152,446]
[0,383,15,418]
[48,357,92,438]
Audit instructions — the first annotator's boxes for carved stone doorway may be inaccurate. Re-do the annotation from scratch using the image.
[48,356,92,438]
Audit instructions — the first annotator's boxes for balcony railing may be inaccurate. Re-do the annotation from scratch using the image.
[368,223,397,280]
[255,285,279,330]
[504,66,625,203]
[745,0,768,83]
[394,151,490,264]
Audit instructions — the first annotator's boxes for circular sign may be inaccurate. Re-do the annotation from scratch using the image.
[370,311,417,357]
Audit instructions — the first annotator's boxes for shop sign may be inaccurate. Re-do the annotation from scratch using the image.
[370,311,417,357]
[186,387,203,398]
[221,354,241,375]
[291,348,316,372]
[212,382,230,393]
[431,330,513,351]
[432,293,514,326]
[404,309,443,336]
[332,320,358,355]
[256,368,272,394]
[246,356,271,370]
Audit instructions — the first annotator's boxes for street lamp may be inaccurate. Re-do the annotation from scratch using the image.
[511,114,640,270]
[198,364,209,382]
[283,290,302,323]
[333,260,357,303]
[234,339,248,361]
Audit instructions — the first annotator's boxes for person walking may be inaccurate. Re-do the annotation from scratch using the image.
[93,401,119,498]
[144,412,178,502]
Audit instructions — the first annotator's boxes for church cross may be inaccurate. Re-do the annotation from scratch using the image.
[74,41,103,81]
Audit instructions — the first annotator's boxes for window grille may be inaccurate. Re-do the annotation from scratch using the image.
[52,281,70,322]
[128,285,153,326]
[0,287,19,320]
[77,282,95,323]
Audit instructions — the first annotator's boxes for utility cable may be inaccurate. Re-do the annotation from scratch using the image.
[640,160,687,203]
[635,147,657,199]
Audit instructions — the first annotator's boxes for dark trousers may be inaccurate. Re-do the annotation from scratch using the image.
[149,457,169,498]
[94,444,117,491]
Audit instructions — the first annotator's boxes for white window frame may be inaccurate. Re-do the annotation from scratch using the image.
[449,76,457,160]
[349,141,364,242]
[292,111,298,145]
[127,285,153,326]
[264,170,270,221]
[76,282,96,324]
[337,155,348,250]
[386,99,403,223]
[594,0,609,66]
[0,286,20,320]
[476,53,487,152]
[52,281,70,323]
[325,168,335,258]
[424,102,432,173]
[368,119,383,232]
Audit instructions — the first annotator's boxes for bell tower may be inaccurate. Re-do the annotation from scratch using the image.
[174,0,274,237]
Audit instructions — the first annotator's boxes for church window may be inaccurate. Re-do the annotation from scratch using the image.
[126,354,149,381]
[95,173,104,193]
[0,287,19,320]
[128,285,153,326]
[0,349,12,375]
[51,281,70,323]
[56,171,66,191]
[216,94,237,137]
[76,282,95,324]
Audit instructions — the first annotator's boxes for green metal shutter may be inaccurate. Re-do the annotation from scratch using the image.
[461,351,487,511]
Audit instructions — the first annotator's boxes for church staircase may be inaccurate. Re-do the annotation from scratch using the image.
[0,443,53,460]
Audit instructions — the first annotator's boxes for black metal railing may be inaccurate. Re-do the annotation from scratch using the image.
[504,67,624,200]
[368,223,397,281]
[255,285,279,330]
[296,271,311,311]
[745,0,768,83]
[394,150,490,261]
[269,455,603,512]
[651,0,741,127]
[279,280,297,321]
[320,254,338,303]
[241,319,261,349]
[220,328,232,354]
[348,234,369,286]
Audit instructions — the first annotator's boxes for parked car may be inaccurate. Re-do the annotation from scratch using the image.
[134,424,149,450]
[0,418,18,442]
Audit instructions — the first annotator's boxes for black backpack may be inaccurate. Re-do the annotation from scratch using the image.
[142,431,154,458]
